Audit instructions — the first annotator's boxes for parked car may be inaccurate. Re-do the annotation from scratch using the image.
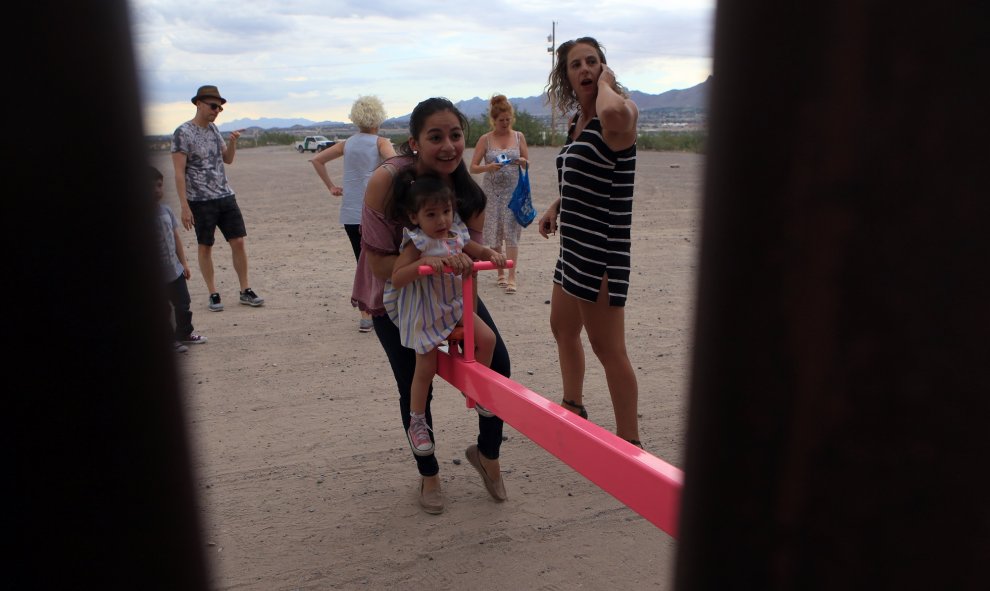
[295,135,335,153]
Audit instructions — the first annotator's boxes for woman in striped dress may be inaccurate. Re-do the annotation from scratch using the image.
[539,37,643,448]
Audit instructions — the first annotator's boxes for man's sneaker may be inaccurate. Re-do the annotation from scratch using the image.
[173,341,189,353]
[181,333,207,345]
[239,288,265,307]
[208,293,223,312]
[407,413,434,456]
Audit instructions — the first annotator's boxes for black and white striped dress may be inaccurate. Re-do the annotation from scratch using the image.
[553,114,637,306]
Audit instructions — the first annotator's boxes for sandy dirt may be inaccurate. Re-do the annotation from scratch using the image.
[149,143,703,590]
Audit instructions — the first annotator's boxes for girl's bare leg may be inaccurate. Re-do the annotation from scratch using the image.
[473,313,496,367]
[410,350,438,414]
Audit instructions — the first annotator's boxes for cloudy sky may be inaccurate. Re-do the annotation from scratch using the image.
[128,0,715,135]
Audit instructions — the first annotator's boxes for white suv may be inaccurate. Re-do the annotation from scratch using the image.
[295,135,335,153]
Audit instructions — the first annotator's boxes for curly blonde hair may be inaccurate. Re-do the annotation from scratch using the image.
[348,95,388,131]
[544,37,628,118]
[487,94,515,131]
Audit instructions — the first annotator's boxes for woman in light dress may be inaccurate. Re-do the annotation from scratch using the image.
[469,94,529,294]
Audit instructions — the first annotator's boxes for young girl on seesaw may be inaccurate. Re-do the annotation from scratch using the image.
[383,173,507,456]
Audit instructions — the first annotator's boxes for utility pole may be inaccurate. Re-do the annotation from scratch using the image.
[547,21,556,145]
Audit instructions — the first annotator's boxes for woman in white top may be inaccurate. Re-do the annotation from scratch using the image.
[469,94,529,294]
[311,95,396,332]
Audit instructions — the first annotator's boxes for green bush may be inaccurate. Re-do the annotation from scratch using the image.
[514,111,552,147]
[467,108,558,148]
[637,130,707,153]
[256,131,296,146]
[212,118,706,154]
[466,103,706,153]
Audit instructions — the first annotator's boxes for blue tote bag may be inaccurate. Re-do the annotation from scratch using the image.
[507,165,536,227]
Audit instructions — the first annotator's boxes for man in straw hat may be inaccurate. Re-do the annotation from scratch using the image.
[171,85,264,311]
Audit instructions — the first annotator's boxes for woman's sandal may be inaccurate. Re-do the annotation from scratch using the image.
[505,278,517,294]
[626,439,644,450]
[561,398,588,419]
[496,275,509,288]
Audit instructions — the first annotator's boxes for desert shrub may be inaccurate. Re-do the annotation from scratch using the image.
[513,111,550,146]
[466,108,555,148]
[257,131,296,146]
[637,130,707,153]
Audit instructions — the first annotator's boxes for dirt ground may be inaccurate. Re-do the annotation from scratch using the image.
[148,143,703,590]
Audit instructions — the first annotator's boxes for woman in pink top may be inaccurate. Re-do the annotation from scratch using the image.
[351,98,512,515]
[382,174,505,460]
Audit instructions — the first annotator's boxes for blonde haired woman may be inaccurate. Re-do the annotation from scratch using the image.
[311,95,396,332]
[469,94,529,294]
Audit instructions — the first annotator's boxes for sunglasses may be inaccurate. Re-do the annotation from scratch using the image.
[203,102,224,112]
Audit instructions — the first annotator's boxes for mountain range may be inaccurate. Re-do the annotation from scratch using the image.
[218,76,710,132]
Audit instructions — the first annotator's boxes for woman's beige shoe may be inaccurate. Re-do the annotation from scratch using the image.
[465,445,507,502]
[419,478,444,514]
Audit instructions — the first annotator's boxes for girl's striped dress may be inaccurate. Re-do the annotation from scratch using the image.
[383,216,469,354]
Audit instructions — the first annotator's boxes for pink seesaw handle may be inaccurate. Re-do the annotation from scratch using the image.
[416,260,514,363]
[416,260,515,275]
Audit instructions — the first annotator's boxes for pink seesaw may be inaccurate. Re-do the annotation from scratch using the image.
[417,261,684,538]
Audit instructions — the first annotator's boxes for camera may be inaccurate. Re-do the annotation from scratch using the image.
[496,154,511,165]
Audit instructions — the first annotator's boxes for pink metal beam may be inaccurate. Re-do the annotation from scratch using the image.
[419,262,684,537]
